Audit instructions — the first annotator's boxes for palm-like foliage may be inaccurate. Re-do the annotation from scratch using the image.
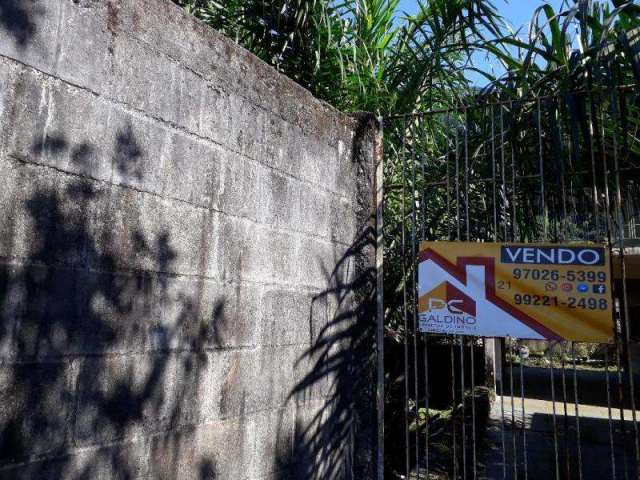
[174,0,508,115]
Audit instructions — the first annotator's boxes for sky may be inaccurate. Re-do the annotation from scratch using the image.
[396,0,566,29]
[395,0,567,85]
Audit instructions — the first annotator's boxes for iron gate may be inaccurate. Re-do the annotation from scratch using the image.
[382,84,640,479]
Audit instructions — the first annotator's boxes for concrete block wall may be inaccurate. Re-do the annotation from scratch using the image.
[0,1,377,478]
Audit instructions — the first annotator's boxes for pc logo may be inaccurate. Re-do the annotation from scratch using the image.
[577,283,589,293]
[593,284,606,294]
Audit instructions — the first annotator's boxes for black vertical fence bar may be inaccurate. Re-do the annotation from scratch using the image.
[499,103,507,480]
[422,120,430,479]
[587,89,599,241]
[456,125,461,240]
[492,105,498,240]
[537,98,547,241]
[549,346,561,480]
[500,106,507,242]
[614,86,640,479]
[599,91,618,480]
[509,340,518,480]
[560,342,571,479]
[519,346,528,480]
[410,123,421,479]
[471,338,477,480]
[401,119,411,478]
[604,81,630,480]
[465,108,470,240]
[424,336,430,478]
[461,337,467,479]
[447,113,452,241]
[571,342,584,480]
[605,349,617,480]
[510,103,517,241]
[452,337,458,479]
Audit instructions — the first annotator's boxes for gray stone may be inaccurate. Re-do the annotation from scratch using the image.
[0,0,63,76]
[261,288,312,346]
[110,33,182,126]
[258,169,299,230]
[215,150,261,222]
[162,131,221,209]
[197,279,262,349]
[149,428,196,480]
[56,0,114,95]
[73,353,198,446]
[0,440,149,480]
[0,361,72,465]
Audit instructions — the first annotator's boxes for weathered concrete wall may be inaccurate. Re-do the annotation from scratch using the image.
[0,1,377,478]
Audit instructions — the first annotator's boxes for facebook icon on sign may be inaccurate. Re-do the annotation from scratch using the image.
[593,284,606,294]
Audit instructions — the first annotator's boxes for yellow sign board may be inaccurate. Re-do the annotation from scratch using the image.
[417,242,614,342]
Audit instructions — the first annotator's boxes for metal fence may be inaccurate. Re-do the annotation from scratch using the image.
[382,84,640,479]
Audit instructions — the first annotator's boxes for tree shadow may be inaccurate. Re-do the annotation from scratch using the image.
[0,126,217,478]
[273,115,378,479]
[0,0,41,48]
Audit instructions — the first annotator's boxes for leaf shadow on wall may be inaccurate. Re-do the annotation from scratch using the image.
[273,116,378,479]
[0,127,217,479]
[0,0,42,48]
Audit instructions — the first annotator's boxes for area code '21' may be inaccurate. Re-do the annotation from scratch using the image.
[510,268,606,282]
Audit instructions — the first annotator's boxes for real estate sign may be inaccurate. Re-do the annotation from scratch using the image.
[417,242,614,342]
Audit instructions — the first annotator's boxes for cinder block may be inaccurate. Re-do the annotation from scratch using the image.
[106,111,171,196]
[256,228,300,285]
[0,156,105,268]
[248,346,302,413]
[73,353,198,446]
[72,268,155,355]
[149,428,196,480]
[227,95,265,161]
[149,273,200,351]
[295,236,336,290]
[197,279,262,349]
[198,84,232,147]
[328,197,360,245]
[296,187,330,238]
[262,117,290,175]
[208,214,255,282]
[197,349,241,422]
[0,361,72,465]
[215,150,260,222]
[1,67,51,166]
[56,1,114,95]
[0,0,63,75]
[162,131,222,209]
[112,0,234,86]
[194,417,251,479]
[95,185,209,276]
[0,440,149,480]
[299,136,339,193]
[111,33,181,127]
[175,67,205,136]
[258,169,298,230]
[335,135,358,197]
[260,289,311,346]
[246,407,295,478]
[0,59,20,157]
[8,264,83,358]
